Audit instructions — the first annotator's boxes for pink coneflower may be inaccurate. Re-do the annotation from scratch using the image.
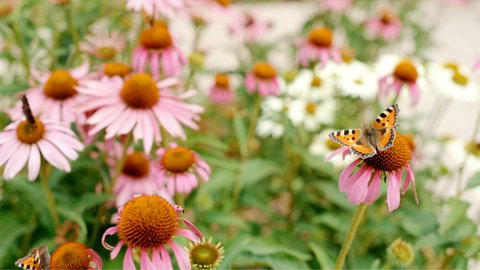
[50,242,102,270]
[326,134,418,212]
[9,62,90,125]
[132,24,186,78]
[365,9,402,41]
[297,26,341,68]
[209,73,235,104]
[113,150,171,207]
[102,194,203,269]
[126,0,186,18]
[320,0,352,12]
[377,56,423,105]
[76,73,203,153]
[156,143,211,196]
[245,62,280,97]
[228,12,271,44]
[80,24,126,61]
[0,96,83,180]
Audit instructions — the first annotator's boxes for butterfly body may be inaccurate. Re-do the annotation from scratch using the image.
[329,104,399,159]
[15,244,50,270]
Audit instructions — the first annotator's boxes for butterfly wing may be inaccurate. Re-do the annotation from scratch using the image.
[370,104,399,151]
[329,129,376,159]
[15,244,49,270]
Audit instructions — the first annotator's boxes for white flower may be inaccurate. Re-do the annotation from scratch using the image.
[309,129,355,168]
[283,69,335,99]
[335,61,378,100]
[256,96,288,138]
[287,97,335,131]
[428,61,479,102]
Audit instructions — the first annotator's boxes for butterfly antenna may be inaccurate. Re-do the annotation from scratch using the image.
[21,95,37,126]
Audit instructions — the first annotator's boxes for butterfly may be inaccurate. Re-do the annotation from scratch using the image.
[329,104,399,159]
[15,244,50,270]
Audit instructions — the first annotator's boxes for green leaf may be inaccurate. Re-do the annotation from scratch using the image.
[264,254,311,269]
[0,213,33,263]
[233,113,247,158]
[244,239,311,261]
[309,242,334,269]
[218,236,252,269]
[439,199,469,235]
[240,158,282,186]
[57,206,87,243]
[0,83,29,95]
[203,212,248,228]
[73,193,113,213]
[466,172,480,189]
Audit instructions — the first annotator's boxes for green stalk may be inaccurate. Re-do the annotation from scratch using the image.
[335,203,368,269]
[110,133,133,190]
[65,5,81,63]
[40,164,60,231]
[9,20,31,80]
[246,95,262,157]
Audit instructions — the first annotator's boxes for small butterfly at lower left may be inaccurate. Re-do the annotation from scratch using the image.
[15,244,50,270]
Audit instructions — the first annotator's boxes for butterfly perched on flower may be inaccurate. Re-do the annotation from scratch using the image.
[15,244,50,270]
[329,104,399,159]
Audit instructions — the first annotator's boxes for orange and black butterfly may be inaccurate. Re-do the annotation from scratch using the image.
[15,244,50,270]
[329,104,399,159]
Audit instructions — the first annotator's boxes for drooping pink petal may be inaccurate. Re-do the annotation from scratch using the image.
[347,167,373,204]
[101,226,118,250]
[160,247,174,270]
[141,248,155,270]
[364,170,381,204]
[123,247,136,270]
[338,159,361,192]
[387,171,401,212]
[180,217,204,239]
[169,241,190,270]
[110,240,124,259]
[3,143,30,179]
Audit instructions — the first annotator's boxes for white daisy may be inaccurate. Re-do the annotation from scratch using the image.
[256,96,288,138]
[287,96,336,131]
[334,61,378,100]
[428,61,479,102]
[283,68,335,100]
[309,129,355,168]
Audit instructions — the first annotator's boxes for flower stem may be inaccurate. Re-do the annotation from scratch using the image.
[246,95,262,157]
[40,164,60,231]
[111,133,133,190]
[65,5,81,63]
[335,203,368,270]
[9,20,31,80]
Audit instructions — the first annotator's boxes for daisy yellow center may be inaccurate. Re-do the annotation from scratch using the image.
[50,242,91,270]
[97,47,117,60]
[443,62,459,73]
[253,62,276,79]
[380,9,396,24]
[466,141,480,158]
[452,72,468,86]
[393,60,418,82]
[325,139,340,151]
[215,73,230,88]
[311,75,322,87]
[16,119,45,144]
[140,26,172,50]
[120,73,159,108]
[43,70,78,100]
[216,0,231,7]
[118,195,178,248]
[190,242,223,269]
[162,146,195,173]
[305,102,317,115]
[308,27,333,48]
[364,134,412,171]
[122,151,150,178]
[104,62,132,77]
[340,47,355,63]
